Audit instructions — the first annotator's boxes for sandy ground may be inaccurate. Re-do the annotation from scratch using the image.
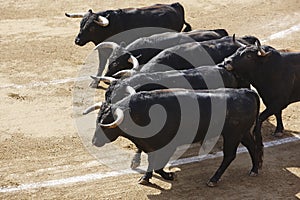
[0,0,299,199]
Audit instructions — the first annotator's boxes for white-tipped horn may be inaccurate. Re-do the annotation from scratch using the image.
[94,15,109,27]
[100,108,124,128]
[233,34,246,47]
[112,69,135,78]
[94,41,120,51]
[128,55,140,70]
[65,12,86,18]
[125,86,136,95]
[83,102,103,115]
[90,75,117,84]
[255,40,269,56]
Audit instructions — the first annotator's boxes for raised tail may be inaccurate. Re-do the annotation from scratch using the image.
[182,21,192,32]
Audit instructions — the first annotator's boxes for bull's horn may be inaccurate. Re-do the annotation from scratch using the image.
[65,12,86,18]
[112,69,135,78]
[233,34,246,47]
[100,108,124,128]
[83,102,103,115]
[125,86,136,95]
[90,75,117,84]
[94,15,109,27]
[94,41,120,51]
[255,40,269,56]
[128,55,140,70]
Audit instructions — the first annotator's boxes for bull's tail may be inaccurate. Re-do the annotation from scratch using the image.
[183,21,192,32]
[253,92,264,169]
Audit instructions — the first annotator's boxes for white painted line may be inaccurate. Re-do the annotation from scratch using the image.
[1,22,300,89]
[0,76,89,89]
[0,169,133,193]
[19,160,100,178]
[262,23,300,42]
[0,136,299,193]
[169,135,299,166]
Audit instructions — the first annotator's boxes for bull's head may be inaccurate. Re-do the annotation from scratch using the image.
[90,41,135,88]
[83,102,125,147]
[110,56,140,78]
[94,42,136,77]
[93,41,141,78]
[65,9,109,46]
[223,39,273,74]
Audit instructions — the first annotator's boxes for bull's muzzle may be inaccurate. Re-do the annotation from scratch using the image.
[224,64,234,71]
[92,136,103,147]
[92,128,111,147]
[223,58,234,71]
[75,37,84,46]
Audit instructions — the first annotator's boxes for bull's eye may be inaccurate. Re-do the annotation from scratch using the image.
[89,26,96,32]
[113,62,118,67]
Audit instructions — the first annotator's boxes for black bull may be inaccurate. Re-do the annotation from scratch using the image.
[84,88,263,186]
[90,29,229,88]
[65,3,192,46]
[224,41,300,137]
[95,65,248,169]
[111,35,258,78]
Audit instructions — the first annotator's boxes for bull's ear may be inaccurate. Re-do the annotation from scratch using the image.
[88,9,93,13]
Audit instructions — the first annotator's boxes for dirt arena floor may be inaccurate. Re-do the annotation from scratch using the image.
[1,0,300,199]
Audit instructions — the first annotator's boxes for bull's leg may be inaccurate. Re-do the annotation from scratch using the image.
[138,153,154,185]
[207,138,239,187]
[90,48,112,88]
[273,111,284,137]
[240,132,259,176]
[139,150,175,184]
[131,148,142,169]
[154,168,175,181]
[153,147,177,181]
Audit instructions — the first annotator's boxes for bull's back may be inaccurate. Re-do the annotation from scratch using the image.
[114,3,184,31]
[140,42,215,73]
[122,89,258,149]
[108,66,238,103]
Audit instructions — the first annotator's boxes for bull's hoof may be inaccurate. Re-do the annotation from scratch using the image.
[272,132,284,137]
[138,177,150,185]
[130,155,141,169]
[165,172,176,181]
[130,160,140,169]
[206,181,218,187]
[249,171,258,177]
[171,173,177,181]
[155,170,176,181]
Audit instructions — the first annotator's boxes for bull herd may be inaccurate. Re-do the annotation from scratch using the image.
[66,3,300,187]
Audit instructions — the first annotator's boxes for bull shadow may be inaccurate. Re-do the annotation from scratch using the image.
[141,120,299,199]
[145,148,300,200]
